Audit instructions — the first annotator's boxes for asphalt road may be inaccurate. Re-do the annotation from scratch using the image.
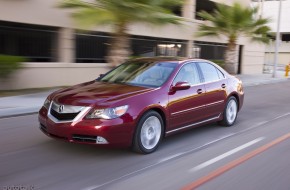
[1,81,290,190]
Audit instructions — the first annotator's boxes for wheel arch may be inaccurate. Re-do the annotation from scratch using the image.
[228,92,240,111]
[133,106,167,141]
[131,107,167,153]
[150,107,167,137]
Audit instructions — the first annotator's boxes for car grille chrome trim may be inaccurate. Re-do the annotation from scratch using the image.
[166,114,221,134]
[48,101,91,123]
[51,101,84,113]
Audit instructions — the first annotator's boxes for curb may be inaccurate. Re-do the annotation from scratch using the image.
[0,106,40,119]
[0,112,38,119]
[242,78,289,87]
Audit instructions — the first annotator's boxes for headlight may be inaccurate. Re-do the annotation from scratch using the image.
[43,99,51,109]
[86,105,129,119]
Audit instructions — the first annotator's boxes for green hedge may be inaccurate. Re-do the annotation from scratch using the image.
[0,55,26,79]
[210,59,225,68]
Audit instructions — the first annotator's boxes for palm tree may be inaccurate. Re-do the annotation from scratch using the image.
[197,2,271,74]
[60,0,184,67]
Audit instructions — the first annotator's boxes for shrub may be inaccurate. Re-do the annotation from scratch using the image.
[0,55,26,79]
[210,59,225,68]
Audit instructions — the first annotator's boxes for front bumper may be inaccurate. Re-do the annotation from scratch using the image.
[38,107,136,148]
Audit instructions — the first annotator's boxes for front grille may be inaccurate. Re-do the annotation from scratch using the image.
[48,101,87,122]
[72,134,97,143]
[50,109,80,121]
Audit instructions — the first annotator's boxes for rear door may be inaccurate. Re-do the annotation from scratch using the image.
[197,62,228,119]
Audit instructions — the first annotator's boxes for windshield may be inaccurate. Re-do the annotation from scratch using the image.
[99,60,178,87]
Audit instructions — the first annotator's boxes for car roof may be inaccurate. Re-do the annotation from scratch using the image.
[131,57,214,65]
[130,57,229,76]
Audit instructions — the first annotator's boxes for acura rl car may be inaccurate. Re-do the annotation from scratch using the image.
[38,57,244,154]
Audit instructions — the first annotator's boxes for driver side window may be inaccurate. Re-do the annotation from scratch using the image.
[173,63,201,86]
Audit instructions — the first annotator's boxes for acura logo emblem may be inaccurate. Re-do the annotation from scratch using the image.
[58,105,64,113]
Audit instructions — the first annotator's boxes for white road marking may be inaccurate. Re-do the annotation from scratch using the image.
[77,112,290,190]
[201,133,235,147]
[159,153,184,162]
[82,133,237,190]
[189,137,265,172]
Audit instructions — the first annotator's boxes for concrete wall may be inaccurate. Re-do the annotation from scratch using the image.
[265,52,290,66]
[257,0,290,33]
[240,38,266,74]
[0,63,110,90]
[265,42,290,65]
[254,0,290,67]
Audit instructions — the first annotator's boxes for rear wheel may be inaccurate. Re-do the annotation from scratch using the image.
[133,111,163,154]
[219,96,238,127]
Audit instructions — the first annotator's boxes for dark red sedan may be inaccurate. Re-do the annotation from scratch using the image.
[39,57,244,154]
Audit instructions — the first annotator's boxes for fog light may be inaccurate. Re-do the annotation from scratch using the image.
[96,136,108,144]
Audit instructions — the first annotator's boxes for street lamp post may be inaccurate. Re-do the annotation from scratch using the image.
[273,0,282,78]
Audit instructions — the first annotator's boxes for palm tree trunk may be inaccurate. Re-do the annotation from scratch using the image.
[106,23,131,68]
[224,41,238,74]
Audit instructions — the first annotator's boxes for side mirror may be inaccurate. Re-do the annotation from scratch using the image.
[97,74,104,80]
[171,81,190,92]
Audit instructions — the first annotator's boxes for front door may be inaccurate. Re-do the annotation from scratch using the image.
[168,62,207,132]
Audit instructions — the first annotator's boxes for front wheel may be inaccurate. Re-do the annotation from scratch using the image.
[133,111,164,154]
[219,96,238,127]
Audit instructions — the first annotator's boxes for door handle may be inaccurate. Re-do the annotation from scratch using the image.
[221,84,226,88]
[197,89,203,94]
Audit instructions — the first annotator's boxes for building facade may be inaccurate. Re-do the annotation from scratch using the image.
[254,0,290,69]
[0,0,266,89]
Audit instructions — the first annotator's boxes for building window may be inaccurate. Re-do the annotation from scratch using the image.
[76,32,109,63]
[131,37,157,57]
[157,43,183,56]
[131,36,186,58]
[282,34,290,42]
[193,41,227,61]
[0,21,57,62]
[75,33,187,63]
[195,0,217,20]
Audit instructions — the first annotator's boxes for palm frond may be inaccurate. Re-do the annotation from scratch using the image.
[196,2,272,45]
[72,8,116,28]
[252,35,270,44]
[59,0,98,9]
[196,25,221,38]
[60,0,184,28]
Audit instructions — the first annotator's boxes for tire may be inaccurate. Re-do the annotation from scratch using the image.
[132,111,164,154]
[219,96,238,127]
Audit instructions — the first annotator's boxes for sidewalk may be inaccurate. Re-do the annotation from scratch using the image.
[0,73,289,118]
[0,90,57,118]
[237,73,288,86]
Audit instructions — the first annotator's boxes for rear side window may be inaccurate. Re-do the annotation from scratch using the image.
[198,62,220,82]
[216,68,225,79]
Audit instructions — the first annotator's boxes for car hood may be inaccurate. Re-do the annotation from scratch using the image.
[51,81,153,106]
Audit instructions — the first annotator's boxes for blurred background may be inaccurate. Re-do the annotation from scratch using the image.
[1,0,289,91]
